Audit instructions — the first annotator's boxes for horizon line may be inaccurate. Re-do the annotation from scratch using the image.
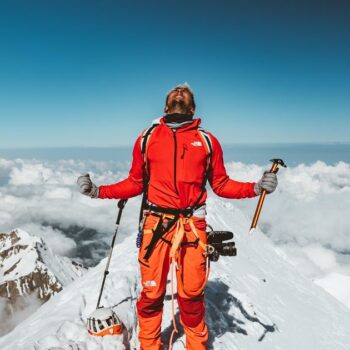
[1,141,350,150]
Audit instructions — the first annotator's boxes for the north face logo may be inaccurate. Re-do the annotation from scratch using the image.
[144,280,157,287]
[191,141,202,147]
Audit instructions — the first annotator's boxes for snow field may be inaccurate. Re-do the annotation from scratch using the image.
[1,197,350,349]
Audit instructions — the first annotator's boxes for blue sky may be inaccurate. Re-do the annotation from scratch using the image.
[0,0,349,147]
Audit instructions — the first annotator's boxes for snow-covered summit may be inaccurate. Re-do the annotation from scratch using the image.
[0,228,85,301]
[1,199,350,349]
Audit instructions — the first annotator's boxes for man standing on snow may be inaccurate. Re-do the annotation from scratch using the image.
[77,83,277,350]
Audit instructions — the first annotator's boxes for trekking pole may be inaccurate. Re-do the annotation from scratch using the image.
[96,199,128,309]
[249,159,286,234]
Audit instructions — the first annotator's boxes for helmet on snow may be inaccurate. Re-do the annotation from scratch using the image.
[87,307,123,336]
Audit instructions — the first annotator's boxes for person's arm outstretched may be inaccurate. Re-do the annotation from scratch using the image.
[77,135,144,199]
[208,134,257,199]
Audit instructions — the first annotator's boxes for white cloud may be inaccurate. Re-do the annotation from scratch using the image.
[0,295,42,336]
[225,160,350,251]
[20,223,77,257]
[0,157,141,266]
[9,163,54,186]
[302,244,338,273]
[1,157,350,306]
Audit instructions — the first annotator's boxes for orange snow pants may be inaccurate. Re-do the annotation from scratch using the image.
[136,213,209,350]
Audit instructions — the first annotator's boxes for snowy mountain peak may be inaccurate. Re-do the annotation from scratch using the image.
[0,228,85,301]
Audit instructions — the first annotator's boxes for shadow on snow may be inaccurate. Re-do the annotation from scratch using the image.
[162,279,277,349]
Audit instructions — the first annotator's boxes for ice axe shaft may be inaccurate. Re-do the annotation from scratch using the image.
[249,159,286,233]
[96,199,127,309]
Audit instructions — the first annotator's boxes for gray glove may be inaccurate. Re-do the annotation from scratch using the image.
[254,171,278,195]
[77,174,99,198]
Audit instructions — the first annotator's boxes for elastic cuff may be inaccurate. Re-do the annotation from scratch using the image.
[90,184,99,198]
[254,182,261,196]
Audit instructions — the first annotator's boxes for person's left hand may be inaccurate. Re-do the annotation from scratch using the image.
[254,172,278,195]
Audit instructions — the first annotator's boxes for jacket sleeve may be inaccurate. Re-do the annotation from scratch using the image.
[98,135,144,199]
[208,134,257,199]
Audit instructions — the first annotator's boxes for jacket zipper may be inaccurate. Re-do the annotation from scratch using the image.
[181,144,188,159]
[172,130,179,194]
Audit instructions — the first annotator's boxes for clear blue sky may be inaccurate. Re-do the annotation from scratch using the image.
[1,0,349,147]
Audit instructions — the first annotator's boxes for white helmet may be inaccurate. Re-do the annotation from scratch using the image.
[87,307,123,336]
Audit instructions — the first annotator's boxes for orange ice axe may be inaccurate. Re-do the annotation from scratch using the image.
[249,158,287,234]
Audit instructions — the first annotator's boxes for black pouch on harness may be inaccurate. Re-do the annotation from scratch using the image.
[206,227,237,262]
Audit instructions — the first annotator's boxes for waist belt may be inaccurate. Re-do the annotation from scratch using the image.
[145,202,204,218]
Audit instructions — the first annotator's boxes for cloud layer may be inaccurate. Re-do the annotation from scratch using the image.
[225,160,350,253]
[0,158,140,264]
[1,157,350,305]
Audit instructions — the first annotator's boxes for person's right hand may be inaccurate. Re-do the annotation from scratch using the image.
[77,174,99,198]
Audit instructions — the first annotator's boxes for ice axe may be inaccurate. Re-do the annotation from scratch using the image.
[249,159,286,234]
[87,199,128,337]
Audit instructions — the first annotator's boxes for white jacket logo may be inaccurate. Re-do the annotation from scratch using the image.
[191,141,202,147]
[144,280,157,287]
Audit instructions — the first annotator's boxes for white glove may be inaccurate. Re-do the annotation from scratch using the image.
[254,172,278,195]
[77,174,99,198]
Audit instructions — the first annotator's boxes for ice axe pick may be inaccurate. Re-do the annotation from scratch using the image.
[249,158,287,234]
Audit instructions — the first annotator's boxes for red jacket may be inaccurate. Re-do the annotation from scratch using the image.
[99,117,257,208]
